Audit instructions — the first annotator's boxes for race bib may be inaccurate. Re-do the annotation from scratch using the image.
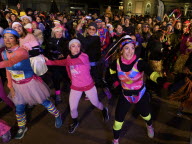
[70,66,79,75]
[9,70,25,81]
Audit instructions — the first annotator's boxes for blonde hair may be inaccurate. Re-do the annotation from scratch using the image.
[51,26,64,38]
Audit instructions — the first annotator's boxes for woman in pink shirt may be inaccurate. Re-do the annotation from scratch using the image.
[46,39,109,133]
[12,22,40,54]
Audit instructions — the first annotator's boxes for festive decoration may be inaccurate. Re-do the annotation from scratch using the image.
[169,9,182,19]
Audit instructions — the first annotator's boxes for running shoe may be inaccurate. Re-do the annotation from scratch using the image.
[102,107,109,121]
[68,122,79,133]
[15,127,28,139]
[146,124,154,138]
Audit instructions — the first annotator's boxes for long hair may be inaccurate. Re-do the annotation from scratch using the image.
[20,26,28,38]
[51,26,64,38]
[153,30,164,41]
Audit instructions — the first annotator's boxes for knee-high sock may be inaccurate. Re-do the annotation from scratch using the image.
[140,113,152,126]
[42,100,59,117]
[16,113,26,128]
[16,104,26,128]
[113,120,124,139]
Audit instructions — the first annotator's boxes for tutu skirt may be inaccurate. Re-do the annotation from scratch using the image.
[9,78,50,106]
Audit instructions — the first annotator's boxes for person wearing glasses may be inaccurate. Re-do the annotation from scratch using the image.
[76,20,102,87]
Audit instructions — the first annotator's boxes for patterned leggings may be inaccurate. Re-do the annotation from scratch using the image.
[16,99,59,128]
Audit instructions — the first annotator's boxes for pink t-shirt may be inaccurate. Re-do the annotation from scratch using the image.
[68,53,94,90]
[46,52,94,91]
[19,33,39,51]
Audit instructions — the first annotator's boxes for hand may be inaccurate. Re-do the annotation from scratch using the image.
[42,55,49,61]
[17,3,21,9]
[183,67,190,74]
[163,82,172,89]
[113,81,119,88]
[21,45,30,51]
[10,87,15,99]
[168,46,172,50]
[58,54,64,59]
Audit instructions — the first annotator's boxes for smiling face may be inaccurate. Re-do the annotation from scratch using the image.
[87,26,96,36]
[36,17,41,23]
[23,17,30,24]
[116,25,123,34]
[69,42,81,55]
[11,14,16,21]
[54,30,63,38]
[12,24,23,35]
[3,33,18,49]
[122,43,135,60]
[32,22,37,29]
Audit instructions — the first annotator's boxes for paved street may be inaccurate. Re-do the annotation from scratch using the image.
[0,87,191,144]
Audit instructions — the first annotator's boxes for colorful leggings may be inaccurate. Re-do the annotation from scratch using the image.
[113,92,152,139]
[16,99,59,128]
[69,86,104,118]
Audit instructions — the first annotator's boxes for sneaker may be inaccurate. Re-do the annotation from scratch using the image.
[146,124,154,138]
[55,115,62,128]
[68,122,79,133]
[55,95,62,106]
[176,107,183,117]
[102,107,109,121]
[2,131,11,142]
[15,127,28,139]
[112,139,119,144]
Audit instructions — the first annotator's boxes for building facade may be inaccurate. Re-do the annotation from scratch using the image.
[123,0,192,17]
[0,0,191,18]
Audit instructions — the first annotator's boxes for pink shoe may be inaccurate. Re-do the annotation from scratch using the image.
[112,139,119,144]
[146,124,154,138]
[84,96,89,101]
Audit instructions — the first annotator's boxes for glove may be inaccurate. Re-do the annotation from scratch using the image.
[163,82,172,89]
[113,81,120,88]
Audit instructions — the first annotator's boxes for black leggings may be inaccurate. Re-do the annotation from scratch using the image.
[115,92,151,122]
[49,66,69,91]
[113,92,152,139]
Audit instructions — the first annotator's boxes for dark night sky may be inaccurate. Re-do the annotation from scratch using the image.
[72,0,121,6]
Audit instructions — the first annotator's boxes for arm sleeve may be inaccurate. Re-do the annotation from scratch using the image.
[6,70,12,89]
[109,60,119,82]
[76,33,85,41]
[46,57,84,66]
[102,31,110,51]
[29,34,39,48]
[137,60,163,83]
[0,49,29,68]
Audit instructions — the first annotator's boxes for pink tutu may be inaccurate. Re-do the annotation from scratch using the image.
[0,120,11,136]
[9,79,50,106]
